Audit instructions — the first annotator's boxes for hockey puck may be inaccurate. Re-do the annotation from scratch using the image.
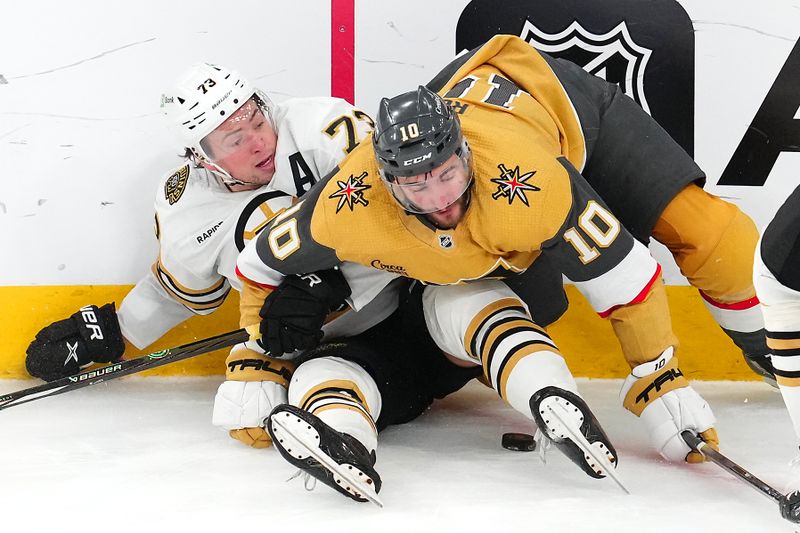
[501,432,536,452]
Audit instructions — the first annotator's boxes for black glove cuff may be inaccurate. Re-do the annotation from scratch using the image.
[292,267,352,312]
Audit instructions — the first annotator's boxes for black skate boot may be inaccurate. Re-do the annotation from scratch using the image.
[267,404,382,505]
[723,328,777,388]
[530,387,618,480]
[744,353,777,387]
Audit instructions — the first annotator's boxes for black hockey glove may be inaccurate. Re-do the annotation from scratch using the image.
[26,303,126,382]
[259,268,351,357]
[782,487,800,523]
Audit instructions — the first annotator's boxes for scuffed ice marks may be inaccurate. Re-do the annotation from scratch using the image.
[2,38,156,82]
[692,20,796,42]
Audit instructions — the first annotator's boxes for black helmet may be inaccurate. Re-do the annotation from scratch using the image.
[373,86,467,181]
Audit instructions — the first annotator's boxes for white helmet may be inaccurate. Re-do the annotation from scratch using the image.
[160,63,274,185]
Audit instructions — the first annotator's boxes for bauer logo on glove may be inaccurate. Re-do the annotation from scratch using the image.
[25,303,126,382]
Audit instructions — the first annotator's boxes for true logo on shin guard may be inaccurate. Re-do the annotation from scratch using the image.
[228,358,270,372]
[635,368,684,405]
[227,358,293,381]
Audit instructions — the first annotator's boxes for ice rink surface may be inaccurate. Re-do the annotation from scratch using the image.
[1,377,798,533]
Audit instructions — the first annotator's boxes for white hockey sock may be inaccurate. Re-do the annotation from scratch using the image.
[288,356,381,454]
[504,351,579,420]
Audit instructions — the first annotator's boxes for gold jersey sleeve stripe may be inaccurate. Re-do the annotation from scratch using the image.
[154,282,229,311]
[153,260,227,296]
[152,261,229,311]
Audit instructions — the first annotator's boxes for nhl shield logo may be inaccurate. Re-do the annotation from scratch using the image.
[520,20,653,114]
[438,234,454,249]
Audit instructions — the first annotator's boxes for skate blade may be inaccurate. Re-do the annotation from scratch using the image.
[269,411,384,507]
[544,401,629,494]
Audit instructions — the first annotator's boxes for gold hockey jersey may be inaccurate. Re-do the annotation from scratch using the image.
[432,34,587,170]
[237,38,658,316]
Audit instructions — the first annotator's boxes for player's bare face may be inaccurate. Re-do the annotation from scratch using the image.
[425,194,468,229]
[203,99,277,189]
[393,154,471,229]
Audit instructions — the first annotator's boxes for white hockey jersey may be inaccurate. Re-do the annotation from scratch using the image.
[118,97,397,349]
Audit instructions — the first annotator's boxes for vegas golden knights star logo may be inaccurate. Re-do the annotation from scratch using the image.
[165,164,190,205]
[490,164,540,205]
[328,171,371,213]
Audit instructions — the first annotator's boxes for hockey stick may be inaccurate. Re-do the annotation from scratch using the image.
[0,326,258,412]
[681,430,800,524]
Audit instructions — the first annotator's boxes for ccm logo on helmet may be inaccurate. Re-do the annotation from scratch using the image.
[79,305,104,341]
[403,152,432,166]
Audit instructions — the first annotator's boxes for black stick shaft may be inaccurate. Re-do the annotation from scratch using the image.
[0,328,253,411]
[681,431,784,503]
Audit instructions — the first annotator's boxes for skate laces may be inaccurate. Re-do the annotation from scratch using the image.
[287,469,317,492]
[534,428,553,464]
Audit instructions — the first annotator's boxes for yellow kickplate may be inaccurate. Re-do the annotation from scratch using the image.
[0,285,757,381]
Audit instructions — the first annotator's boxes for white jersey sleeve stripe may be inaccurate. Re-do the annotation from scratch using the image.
[152,260,230,311]
[570,242,660,317]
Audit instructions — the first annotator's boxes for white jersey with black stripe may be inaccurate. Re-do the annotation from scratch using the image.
[117,97,390,349]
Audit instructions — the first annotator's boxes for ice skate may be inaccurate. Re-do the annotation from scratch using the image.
[530,386,627,492]
[267,404,383,506]
[744,353,777,388]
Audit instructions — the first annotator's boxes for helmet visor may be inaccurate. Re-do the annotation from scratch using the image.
[198,97,271,162]
[383,149,473,214]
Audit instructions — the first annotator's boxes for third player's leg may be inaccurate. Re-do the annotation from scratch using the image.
[652,183,770,378]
